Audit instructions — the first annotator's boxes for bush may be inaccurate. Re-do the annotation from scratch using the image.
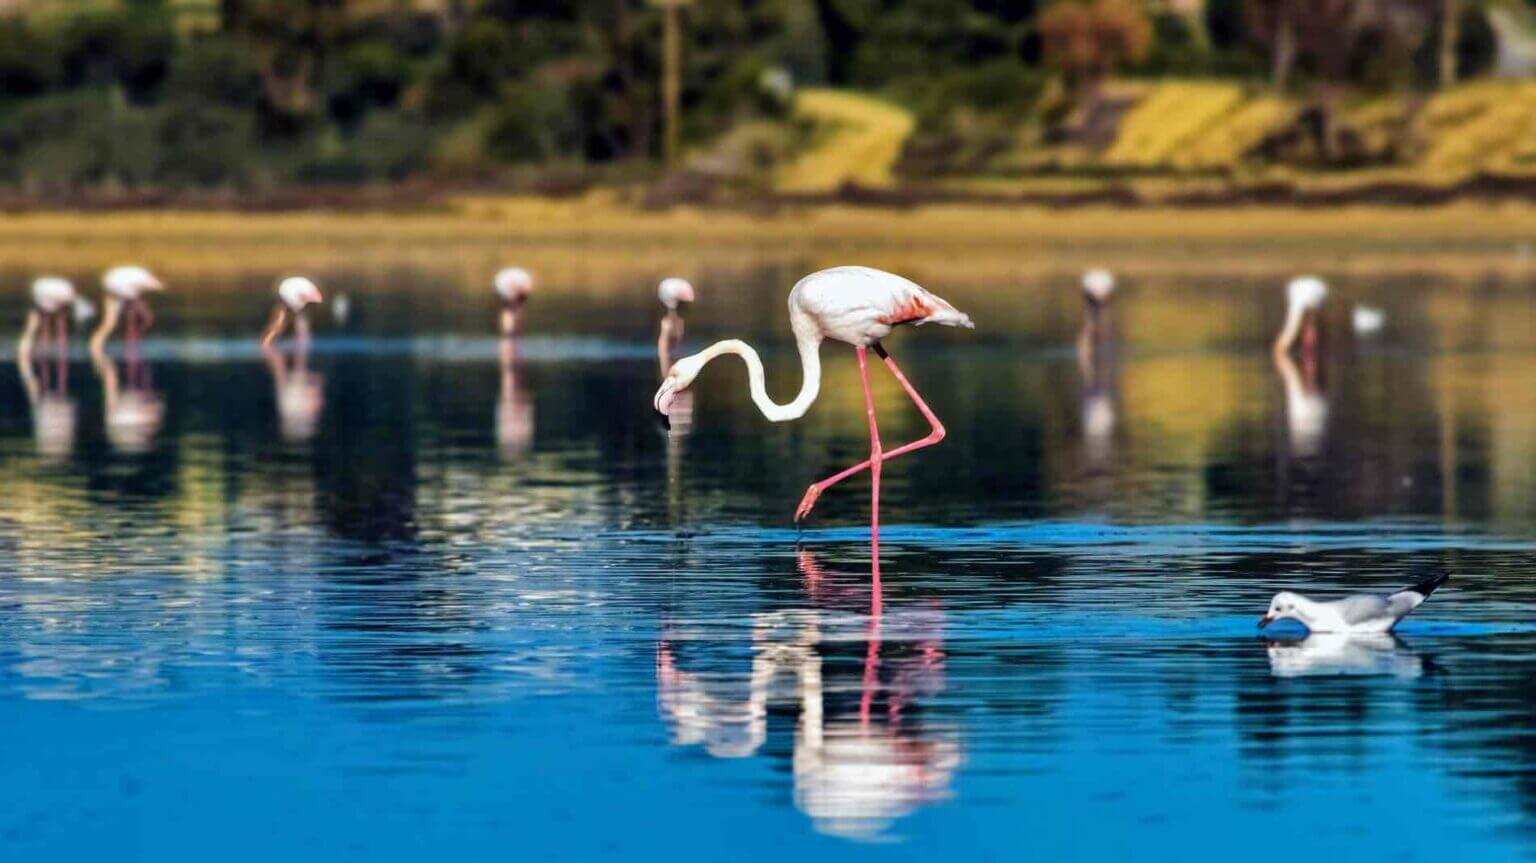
[166,36,264,109]
[55,11,176,103]
[0,20,59,101]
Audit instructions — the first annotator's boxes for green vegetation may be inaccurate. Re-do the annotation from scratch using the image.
[0,0,1533,202]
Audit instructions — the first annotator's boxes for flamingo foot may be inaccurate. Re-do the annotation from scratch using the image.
[794,484,823,523]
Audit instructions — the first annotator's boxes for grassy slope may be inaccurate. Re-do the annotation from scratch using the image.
[775,89,915,193]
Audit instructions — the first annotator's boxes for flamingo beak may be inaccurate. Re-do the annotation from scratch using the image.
[1258,615,1275,630]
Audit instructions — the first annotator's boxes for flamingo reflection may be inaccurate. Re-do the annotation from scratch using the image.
[259,277,326,443]
[91,341,163,454]
[1273,277,1329,458]
[1076,269,1119,462]
[656,551,958,839]
[17,336,76,461]
[496,337,534,456]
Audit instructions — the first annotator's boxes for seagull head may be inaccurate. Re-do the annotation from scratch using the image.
[654,353,706,417]
[1259,591,1305,629]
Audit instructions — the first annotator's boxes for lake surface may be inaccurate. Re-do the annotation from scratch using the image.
[4,258,1536,860]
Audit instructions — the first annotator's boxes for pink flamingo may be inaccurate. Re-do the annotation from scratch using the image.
[90,266,164,356]
[653,266,973,562]
[18,277,83,368]
[261,276,325,348]
[657,276,696,373]
[494,267,533,336]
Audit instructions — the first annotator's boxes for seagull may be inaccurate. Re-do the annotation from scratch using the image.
[1352,305,1385,335]
[1258,573,1450,634]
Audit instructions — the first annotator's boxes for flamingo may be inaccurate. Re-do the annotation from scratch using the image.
[657,276,696,373]
[1273,275,1327,359]
[18,277,78,366]
[261,277,325,348]
[91,266,164,356]
[652,266,973,557]
[494,267,533,336]
[1076,270,1119,462]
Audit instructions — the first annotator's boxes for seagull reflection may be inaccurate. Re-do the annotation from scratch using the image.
[1273,344,1328,458]
[656,553,959,840]
[1265,632,1426,679]
[496,337,534,456]
[17,342,76,460]
[91,342,163,454]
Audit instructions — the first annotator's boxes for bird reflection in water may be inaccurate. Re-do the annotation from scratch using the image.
[261,276,326,443]
[496,336,534,457]
[91,335,163,455]
[17,333,76,461]
[1076,269,1120,465]
[1273,277,1329,459]
[655,551,959,840]
[1265,632,1427,679]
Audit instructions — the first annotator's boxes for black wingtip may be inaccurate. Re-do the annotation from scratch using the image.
[1407,572,1451,598]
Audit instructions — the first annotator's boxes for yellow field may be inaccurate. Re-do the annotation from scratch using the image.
[1,197,1534,282]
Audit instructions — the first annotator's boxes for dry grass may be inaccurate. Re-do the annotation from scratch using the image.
[775,89,915,193]
[1,197,1534,282]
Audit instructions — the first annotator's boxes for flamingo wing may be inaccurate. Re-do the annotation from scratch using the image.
[792,267,972,346]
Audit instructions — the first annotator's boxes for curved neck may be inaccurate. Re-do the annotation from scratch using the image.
[90,297,122,355]
[18,310,39,365]
[1274,303,1305,356]
[696,335,821,422]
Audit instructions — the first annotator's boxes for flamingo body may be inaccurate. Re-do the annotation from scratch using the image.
[31,277,76,313]
[494,267,533,302]
[102,266,164,300]
[278,276,324,311]
[789,266,972,349]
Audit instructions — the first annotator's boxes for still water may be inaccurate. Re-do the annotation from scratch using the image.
[3,259,1536,860]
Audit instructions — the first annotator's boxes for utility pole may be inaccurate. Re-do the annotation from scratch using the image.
[649,0,693,168]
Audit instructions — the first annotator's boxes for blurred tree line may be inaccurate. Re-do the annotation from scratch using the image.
[0,0,1528,192]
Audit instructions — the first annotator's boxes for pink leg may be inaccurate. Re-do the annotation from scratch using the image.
[795,343,947,522]
[53,314,68,392]
[857,347,884,569]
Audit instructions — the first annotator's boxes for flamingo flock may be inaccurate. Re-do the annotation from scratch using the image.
[14,260,1383,560]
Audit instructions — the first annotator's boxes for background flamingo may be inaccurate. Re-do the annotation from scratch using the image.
[1274,275,1327,359]
[262,276,325,348]
[657,276,696,373]
[494,267,533,336]
[653,266,973,565]
[91,265,164,356]
[18,277,78,366]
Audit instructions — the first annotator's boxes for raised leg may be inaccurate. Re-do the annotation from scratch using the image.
[795,343,947,522]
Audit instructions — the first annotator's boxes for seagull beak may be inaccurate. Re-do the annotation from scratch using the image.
[1258,615,1275,630]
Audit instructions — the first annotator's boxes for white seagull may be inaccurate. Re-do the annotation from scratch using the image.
[1259,573,1450,634]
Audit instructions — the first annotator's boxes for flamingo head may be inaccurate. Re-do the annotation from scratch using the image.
[658,277,696,310]
[654,353,706,416]
[278,276,324,311]
[104,266,164,298]
[1081,268,1115,306]
[1286,276,1328,314]
[495,267,534,302]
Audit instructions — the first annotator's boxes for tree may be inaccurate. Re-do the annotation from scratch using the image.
[1038,0,1153,90]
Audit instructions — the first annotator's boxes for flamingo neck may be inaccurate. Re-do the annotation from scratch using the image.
[18,311,40,363]
[1274,303,1305,355]
[695,334,821,423]
[90,297,122,355]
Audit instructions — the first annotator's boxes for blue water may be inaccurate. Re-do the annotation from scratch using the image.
[4,264,1536,860]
